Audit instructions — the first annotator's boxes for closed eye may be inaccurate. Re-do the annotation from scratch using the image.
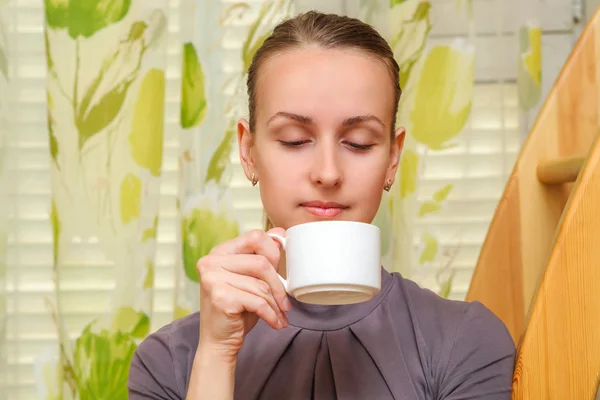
[279,140,310,147]
[278,140,374,150]
[345,142,374,151]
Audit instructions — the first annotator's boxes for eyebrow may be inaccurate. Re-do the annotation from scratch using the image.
[266,111,386,129]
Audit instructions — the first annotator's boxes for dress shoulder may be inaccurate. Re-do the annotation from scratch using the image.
[391,273,515,399]
[128,313,200,399]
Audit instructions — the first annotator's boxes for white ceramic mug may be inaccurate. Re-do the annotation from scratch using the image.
[268,220,382,305]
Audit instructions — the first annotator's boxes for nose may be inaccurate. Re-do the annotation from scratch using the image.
[310,140,343,188]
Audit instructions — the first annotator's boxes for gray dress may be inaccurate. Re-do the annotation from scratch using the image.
[128,268,515,399]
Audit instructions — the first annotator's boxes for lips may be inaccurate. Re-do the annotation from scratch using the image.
[300,201,348,218]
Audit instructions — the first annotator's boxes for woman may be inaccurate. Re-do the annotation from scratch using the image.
[128,11,515,399]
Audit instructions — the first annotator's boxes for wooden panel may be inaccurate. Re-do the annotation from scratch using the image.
[512,133,600,399]
[466,7,600,344]
[519,9,599,308]
[465,175,524,342]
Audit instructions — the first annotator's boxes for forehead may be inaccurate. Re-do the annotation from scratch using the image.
[255,47,395,127]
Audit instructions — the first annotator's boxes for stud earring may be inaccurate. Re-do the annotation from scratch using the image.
[251,172,258,186]
[383,178,393,192]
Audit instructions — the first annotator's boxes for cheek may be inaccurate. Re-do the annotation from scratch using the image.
[259,166,295,193]
[355,175,387,222]
[343,150,389,180]
[254,147,303,205]
[344,153,388,207]
[355,175,386,203]
[255,152,301,228]
[255,147,297,182]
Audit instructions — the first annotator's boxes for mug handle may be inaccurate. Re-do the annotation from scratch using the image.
[267,233,289,293]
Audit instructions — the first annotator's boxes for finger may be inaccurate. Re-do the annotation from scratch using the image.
[225,271,288,328]
[210,229,281,268]
[209,254,291,312]
[235,288,282,331]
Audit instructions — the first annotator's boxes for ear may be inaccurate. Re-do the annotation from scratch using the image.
[237,118,255,180]
[386,126,406,181]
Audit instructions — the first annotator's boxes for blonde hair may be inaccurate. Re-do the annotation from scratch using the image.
[264,213,274,231]
[247,11,401,231]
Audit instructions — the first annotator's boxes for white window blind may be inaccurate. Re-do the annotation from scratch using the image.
[2,0,576,398]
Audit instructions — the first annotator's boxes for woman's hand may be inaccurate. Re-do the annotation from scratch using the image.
[196,227,292,360]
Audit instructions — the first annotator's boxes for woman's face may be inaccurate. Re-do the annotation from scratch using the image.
[238,47,405,230]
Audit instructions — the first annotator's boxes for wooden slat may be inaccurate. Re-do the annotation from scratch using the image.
[466,7,600,344]
[512,133,600,399]
[537,156,585,185]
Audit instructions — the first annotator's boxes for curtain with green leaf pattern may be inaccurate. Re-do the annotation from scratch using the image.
[176,0,232,319]
[362,0,476,296]
[369,0,541,297]
[40,1,168,398]
[0,0,9,395]
[176,0,294,318]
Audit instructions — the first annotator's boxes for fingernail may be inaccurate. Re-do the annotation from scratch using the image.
[277,319,283,330]
[283,297,292,311]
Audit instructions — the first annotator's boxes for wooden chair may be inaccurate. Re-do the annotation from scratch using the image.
[465,7,600,399]
[514,133,599,398]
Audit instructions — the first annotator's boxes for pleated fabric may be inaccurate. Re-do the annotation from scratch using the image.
[129,268,516,400]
